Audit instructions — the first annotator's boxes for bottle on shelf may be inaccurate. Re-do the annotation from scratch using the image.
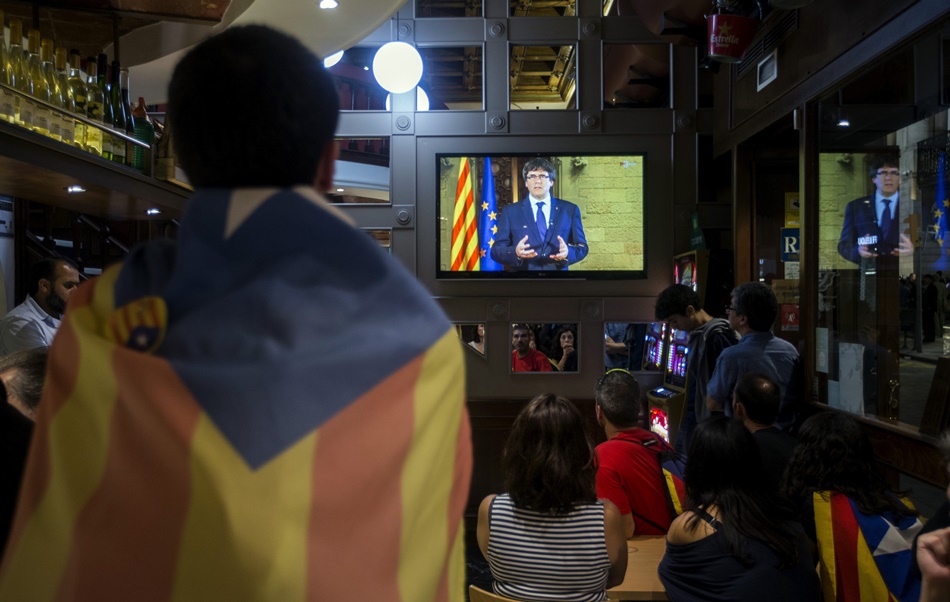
[0,10,15,124]
[96,53,112,160]
[110,60,126,165]
[27,29,51,137]
[132,96,154,173]
[40,38,61,141]
[9,20,32,129]
[54,47,74,146]
[67,50,86,150]
[84,56,104,156]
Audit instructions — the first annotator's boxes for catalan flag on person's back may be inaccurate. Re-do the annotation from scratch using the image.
[813,491,922,602]
[0,186,472,601]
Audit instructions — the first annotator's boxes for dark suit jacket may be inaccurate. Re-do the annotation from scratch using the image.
[837,194,899,264]
[490,197,588,270]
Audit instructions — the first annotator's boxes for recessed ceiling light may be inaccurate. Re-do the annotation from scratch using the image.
[319,0,339,8]
[65,185,86,194]
[145,208,162,215]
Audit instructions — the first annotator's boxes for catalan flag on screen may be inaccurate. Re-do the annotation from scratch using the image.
[451,158,479,271]
[813,491,922,602]
[0,187,472,602]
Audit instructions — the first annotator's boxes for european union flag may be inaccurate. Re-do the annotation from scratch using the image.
[931,151,949,270]
[479,156,503,271]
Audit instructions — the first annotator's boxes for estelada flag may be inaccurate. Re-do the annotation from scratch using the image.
[0,187,472,601]
[813,491,922,602]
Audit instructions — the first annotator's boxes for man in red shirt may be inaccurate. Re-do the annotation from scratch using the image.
[511,324,553,372]
[594,369,674,537]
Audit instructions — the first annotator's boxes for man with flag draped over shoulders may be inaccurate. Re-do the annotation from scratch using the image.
[0,25,472,602]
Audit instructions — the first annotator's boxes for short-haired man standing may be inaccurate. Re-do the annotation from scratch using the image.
[511,324,553,372]
[732,372,798,495]
[655,284,737,452]
[0,257,79,355]
[594,369,675,537]
[707,282,802,431]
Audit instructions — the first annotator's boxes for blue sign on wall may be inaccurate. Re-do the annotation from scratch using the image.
[781,228,800,262]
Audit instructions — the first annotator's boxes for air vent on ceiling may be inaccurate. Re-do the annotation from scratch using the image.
[736,10,798,79]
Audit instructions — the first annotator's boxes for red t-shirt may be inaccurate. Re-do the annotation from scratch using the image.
[511,349,553,372]
[595,429,673,535]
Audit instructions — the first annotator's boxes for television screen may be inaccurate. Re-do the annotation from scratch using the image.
[664,328,689,389]
[437,154,646,279]
[649,406,669,443]
[642,322,666,372]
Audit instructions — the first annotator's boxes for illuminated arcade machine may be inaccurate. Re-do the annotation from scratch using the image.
[641,322,667,372]
[646,328,689,444]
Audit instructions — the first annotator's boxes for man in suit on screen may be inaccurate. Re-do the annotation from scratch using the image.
[491,158,589,270]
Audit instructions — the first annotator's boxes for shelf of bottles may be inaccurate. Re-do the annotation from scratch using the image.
[0,13,156,177]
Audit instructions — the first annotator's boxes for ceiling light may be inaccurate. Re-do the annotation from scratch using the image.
[65,185,86,194]
[319,0,338,7]
[385,87,430,111]
[145,208,162,215]
[836,117,851,128]
[372,42,423,94]
[324,50,344,68]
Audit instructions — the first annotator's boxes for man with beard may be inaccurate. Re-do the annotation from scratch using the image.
[0,257,80,355]
[511,324,553,372]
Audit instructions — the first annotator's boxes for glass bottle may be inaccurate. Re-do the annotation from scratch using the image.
[9,20,31,129]
[84,56,103,156]
[0,10,15,124]
[40,38,60,140]
[96,53,112,160]
[132,97,154,173]
[110,60,126,164]
[54,47,73,145]
[67,51,86,150]
[27,29,51,137]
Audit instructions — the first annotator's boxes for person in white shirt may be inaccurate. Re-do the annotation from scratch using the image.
[0,257,80,355]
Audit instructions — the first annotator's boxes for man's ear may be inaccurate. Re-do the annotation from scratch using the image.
[38,278,50,294]
[595,404,605,427]
[733,398,745,420]
[313,140,339,194]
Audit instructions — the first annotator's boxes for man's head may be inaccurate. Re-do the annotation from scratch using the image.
[728,281,778,334]
[29,258,80,319]
[732,372,780,427]
[0,346,49,420]
[167,25,340,190]
[655,284,703,332]
[869,154,900,198]
[522,158,556,201]
[594,368,641,430]
[512,324,532,357]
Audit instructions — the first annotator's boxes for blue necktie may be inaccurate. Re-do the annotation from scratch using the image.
[536,202,547,239]
[880,198,892,240]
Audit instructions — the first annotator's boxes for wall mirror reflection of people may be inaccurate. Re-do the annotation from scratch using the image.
[491,158,588,271]
[468,323,486,355]
[837,154,914,264]
[511,324,553,373]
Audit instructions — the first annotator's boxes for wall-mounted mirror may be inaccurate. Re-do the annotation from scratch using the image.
[510,323,578,373]
[457,323,486,356]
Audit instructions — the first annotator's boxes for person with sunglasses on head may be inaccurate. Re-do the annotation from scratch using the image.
[837,154,913,264]
[491,158,589,271]
[594,368,677,537]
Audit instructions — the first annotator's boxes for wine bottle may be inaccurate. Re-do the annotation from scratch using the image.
[67,51,86,149]
[40,38,60,141]
[97,54,112,160]
[27,29,51,137]
[54,47,74,145]
[0,10,15,124]
[132,96,154,173]
[110,60,126,164]
[9,20,31,129]
[84,56,103,156]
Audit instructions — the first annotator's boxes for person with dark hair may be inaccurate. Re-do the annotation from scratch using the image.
[658,417,820,601]
[511,323,553,372]
[0,26,471,600]
[467,323,486,354]
[706,281,802,430]
[837,154,913,264]
[782,412,922,601]
[732,372,798,496]
[655,283,737,452]
[0,346,49,420]
[491,157,589,270]
[0,257,79,355]
[594,368,676,537]
[477,394,627,601]
[552,324,578,372]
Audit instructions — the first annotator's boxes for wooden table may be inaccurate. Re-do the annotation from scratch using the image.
[606,535,669,601]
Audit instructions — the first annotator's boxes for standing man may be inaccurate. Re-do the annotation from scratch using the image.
[0,26,471,601]
[732,372,798,496]
[491,158,588,270]
[837,154,913,264]
[511,324,553,372]
[594,369,675,537]
[707,282,802,431]
[654,284,737,452]
[0,257,80,355]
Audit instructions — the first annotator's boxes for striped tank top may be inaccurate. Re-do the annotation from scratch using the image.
[487,494,610,602]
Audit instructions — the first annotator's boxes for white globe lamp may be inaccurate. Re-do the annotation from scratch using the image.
[385,88,430,111]
[323,50,344,68]
[372,42,423,94]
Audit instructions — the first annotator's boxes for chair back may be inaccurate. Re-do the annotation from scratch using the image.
[468,584,520,602]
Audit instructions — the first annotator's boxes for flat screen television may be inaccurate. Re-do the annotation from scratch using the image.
[664,328,689,389]
[437,154,646,279]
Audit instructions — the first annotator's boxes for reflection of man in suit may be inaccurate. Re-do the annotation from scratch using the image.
[491,158,588,270]
[837,155,913,264]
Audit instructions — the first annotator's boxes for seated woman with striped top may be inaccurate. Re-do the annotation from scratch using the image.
[476,393,627,601]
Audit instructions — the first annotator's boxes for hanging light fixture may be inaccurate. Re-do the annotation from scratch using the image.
[373,41,423,94]
[385,87,430,111]
[323,50,344,68]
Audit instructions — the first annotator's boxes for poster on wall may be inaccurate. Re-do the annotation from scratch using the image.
[780,304,800,331]
[784,192,800,227]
